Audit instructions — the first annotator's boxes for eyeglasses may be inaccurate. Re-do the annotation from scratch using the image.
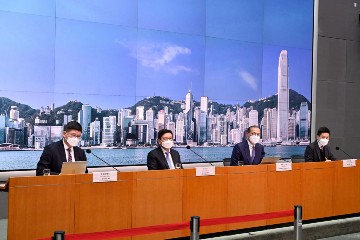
[249,132,260,136]
[161,138,173,141]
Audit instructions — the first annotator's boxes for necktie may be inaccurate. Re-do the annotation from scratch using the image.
[67,148,72,162]
[250,146,255,164]
[165,152,174,169]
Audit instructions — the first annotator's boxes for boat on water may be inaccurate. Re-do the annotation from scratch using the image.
[280,140,297,146]
[262,141,277,147]
[298,140,310,146]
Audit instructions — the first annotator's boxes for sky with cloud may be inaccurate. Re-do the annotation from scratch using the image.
[0,0,313,109]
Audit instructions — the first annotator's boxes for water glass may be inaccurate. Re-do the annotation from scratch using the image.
[43,169,50,176]
[237,161,244,166]
[175,163,182,169]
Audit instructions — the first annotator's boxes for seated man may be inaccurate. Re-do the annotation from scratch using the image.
[36,121,87,176]
[304,126,336,162]
[230,125,265,166]
[147,129,181,170]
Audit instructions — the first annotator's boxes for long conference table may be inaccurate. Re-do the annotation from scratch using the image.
[7,161,360,240]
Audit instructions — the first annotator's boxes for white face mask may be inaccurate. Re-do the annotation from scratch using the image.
[161,140,174,149]
[249,135,260,145]
[67,137,80,147]
[318,138,329,147]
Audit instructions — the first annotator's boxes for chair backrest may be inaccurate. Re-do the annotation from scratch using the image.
[223,158,231,166]
[291,155,305,163]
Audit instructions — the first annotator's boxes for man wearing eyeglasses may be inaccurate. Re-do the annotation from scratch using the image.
[230,125,265,166]
[36,121,87,176]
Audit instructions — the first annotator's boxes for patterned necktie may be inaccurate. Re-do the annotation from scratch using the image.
[67,148,72,162]
[250,146,255,164]
[165,152,174,169]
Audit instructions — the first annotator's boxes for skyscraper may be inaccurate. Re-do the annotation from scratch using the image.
[185,90,194,141]
[249,110,258,127]
[277,50,289,141]
[79,104,91,142]
[9,106,19,120]
[136,106,144,120]
[200,96,208,113]
[102,116,116,146]
[299,102,309,139]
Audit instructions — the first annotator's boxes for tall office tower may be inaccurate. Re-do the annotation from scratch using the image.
[175,113,185,143]
[167,121,176,135]
[157,110,165,130]
[63,115,72,125]
[136,106,144,120]
[164,106,169,115]
[194,107,200,143]
[270,108,278,139]
[200,96,208,114]
[118,109,131,127]
[249,110,258,126]
[9,106,19,120]
[90,118,101,145]
[262,109,271,141]
[146,108,154,122]
[79,104,91,141]
[288,116,296,140]
[206,115,212,142]
[299,102,309,139]
[216,115,227,144]
[102,116,117,146]
[185,90,194,141]
[199,111,207,144]
[212,128,220,143]
[277,50,289,141]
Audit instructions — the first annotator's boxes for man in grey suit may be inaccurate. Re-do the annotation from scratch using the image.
[147,129,181,170]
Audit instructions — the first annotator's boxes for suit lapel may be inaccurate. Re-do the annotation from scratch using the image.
[58,141,67,162]
[157,147,169,169]
[243,141,251,163]
[315,143,322,161]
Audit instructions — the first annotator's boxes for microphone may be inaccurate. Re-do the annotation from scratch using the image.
[186,146,213,166]
[85,149,120,172]
[335,146,353,159]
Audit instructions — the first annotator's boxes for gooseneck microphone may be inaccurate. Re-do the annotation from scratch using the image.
[85,149,120,172]
[335,146,353,159]
[186,145,214,166]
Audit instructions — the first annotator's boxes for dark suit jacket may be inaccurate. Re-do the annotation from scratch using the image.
[36,140,87,176]
[230,141,265,166]
[304,141,336,162]
[147,147,181,170]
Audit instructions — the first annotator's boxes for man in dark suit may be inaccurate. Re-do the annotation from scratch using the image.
[36,121,87,176]
[147,129,181,170]
[304,126,336,162]
[230,125,265,166]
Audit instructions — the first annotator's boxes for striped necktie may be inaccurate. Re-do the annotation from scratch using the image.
[67,148,72,162]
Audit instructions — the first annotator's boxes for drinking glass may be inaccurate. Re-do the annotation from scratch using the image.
[237,161,244,166]
[43,169,50,176]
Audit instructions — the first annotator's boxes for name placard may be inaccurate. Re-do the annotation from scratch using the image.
[93,171,118,182]
[195,166,215,176]
[343,159,356,168]
[276,162,292,171]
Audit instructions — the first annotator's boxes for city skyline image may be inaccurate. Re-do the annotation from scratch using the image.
[0,1,314,169]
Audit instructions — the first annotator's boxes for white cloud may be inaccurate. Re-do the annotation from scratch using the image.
[117,40,192,75]
[238,70,258,91]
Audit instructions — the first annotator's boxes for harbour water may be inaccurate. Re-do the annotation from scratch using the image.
[0,146,306,171]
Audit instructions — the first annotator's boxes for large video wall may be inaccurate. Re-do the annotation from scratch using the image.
[0,0,314,170]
